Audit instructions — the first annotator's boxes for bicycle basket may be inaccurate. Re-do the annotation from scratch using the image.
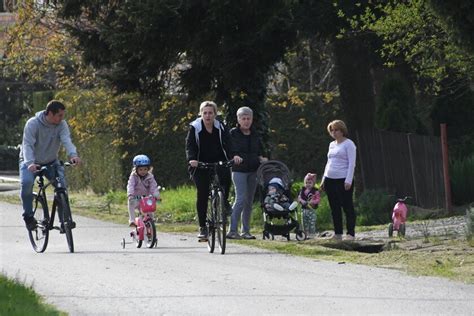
[139,196,156,213]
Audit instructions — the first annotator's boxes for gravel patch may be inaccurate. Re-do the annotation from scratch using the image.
[356,216,468,240]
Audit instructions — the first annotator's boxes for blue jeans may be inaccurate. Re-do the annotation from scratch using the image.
[20,160,66,218]
[230,171,257,234]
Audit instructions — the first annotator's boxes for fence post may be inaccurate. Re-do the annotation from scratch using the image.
[440,123,452,214]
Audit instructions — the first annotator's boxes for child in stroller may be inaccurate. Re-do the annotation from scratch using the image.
[257,161,306,241]
[264,177,298,212]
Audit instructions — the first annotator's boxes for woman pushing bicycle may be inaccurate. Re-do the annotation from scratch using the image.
[185,101,242,240]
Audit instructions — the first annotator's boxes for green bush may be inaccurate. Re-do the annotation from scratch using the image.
[450,154,474,205]
[0,145,19,171]
[356,189,393,225]
[57,89,123,194]
[159,185,197,222]
[105,190,128,205]
[314,195,334,231]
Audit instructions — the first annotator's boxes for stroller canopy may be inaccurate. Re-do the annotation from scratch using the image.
[256,160,291,189]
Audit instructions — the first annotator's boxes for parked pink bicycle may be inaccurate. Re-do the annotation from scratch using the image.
[388,196,410,237]
[122,194,161,249]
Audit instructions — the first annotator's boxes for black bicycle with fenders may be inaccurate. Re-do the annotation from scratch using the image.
[196,159,234,254]
[28,161,76,253]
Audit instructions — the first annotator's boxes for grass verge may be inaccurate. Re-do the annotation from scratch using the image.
[232,238,473,283]
[0,274,65,315]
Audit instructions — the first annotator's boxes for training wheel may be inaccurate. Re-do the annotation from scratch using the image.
[121,238,126,249]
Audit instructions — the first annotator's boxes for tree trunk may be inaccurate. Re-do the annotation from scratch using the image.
[333,36,376,130]
[333,36,377,195]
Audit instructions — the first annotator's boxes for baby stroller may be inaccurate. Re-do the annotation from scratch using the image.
[256,160,306,241]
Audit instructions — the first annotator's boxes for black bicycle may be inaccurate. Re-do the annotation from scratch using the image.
[28,161,76,253]
[196,160,233,254]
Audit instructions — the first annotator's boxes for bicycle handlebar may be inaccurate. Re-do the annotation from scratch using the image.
[195,159,234,169]
[397,196,411,202]
[35,160,75,176]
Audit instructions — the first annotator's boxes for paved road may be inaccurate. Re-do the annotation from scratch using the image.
[1,201,473,315]
[0,172,19,193]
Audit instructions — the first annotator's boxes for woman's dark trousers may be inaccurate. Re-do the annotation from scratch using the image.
[193,167,231,227]
[324,178,356,236]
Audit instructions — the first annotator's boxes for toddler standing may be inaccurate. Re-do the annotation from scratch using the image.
[298,173,320,238]
[127,154,159,227]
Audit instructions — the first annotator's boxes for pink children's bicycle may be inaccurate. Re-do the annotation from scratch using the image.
[122,195,160,249]
[388,196,409,237]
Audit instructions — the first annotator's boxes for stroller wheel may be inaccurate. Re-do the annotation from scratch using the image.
[263,231,275,240]
[296,231,306,241]
[388,223,394,237]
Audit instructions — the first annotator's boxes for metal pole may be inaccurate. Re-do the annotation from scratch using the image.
[440,123,452,214]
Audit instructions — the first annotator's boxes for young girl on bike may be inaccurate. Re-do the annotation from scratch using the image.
[127,154,159,227]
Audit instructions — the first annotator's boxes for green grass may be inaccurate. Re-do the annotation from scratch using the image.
[0,275,65,315]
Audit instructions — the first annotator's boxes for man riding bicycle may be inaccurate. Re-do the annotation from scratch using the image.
[19,100,81,230]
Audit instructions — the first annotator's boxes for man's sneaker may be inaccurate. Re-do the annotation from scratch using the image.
[240,232,256,240]
[197,226,208,239]
[24,216,37,231]
[226,231,241,239]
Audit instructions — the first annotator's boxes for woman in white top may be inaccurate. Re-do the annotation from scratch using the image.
[321,120,357,240]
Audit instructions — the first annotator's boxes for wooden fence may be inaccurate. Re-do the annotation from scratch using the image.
[355,129,445,209]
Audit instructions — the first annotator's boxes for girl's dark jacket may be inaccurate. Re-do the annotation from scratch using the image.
[230,126,263,173]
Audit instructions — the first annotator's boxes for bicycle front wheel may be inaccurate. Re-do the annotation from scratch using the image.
[57,192,74,253]
[216,191,226,254]
[28,193,49,253]
[145,220,157,248]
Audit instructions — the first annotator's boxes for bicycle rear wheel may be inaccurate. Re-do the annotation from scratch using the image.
[28,193,49,253]
[207,196,216,253]
[57,192,74,253]
[216,191,226,254]
[145,220,157,248]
